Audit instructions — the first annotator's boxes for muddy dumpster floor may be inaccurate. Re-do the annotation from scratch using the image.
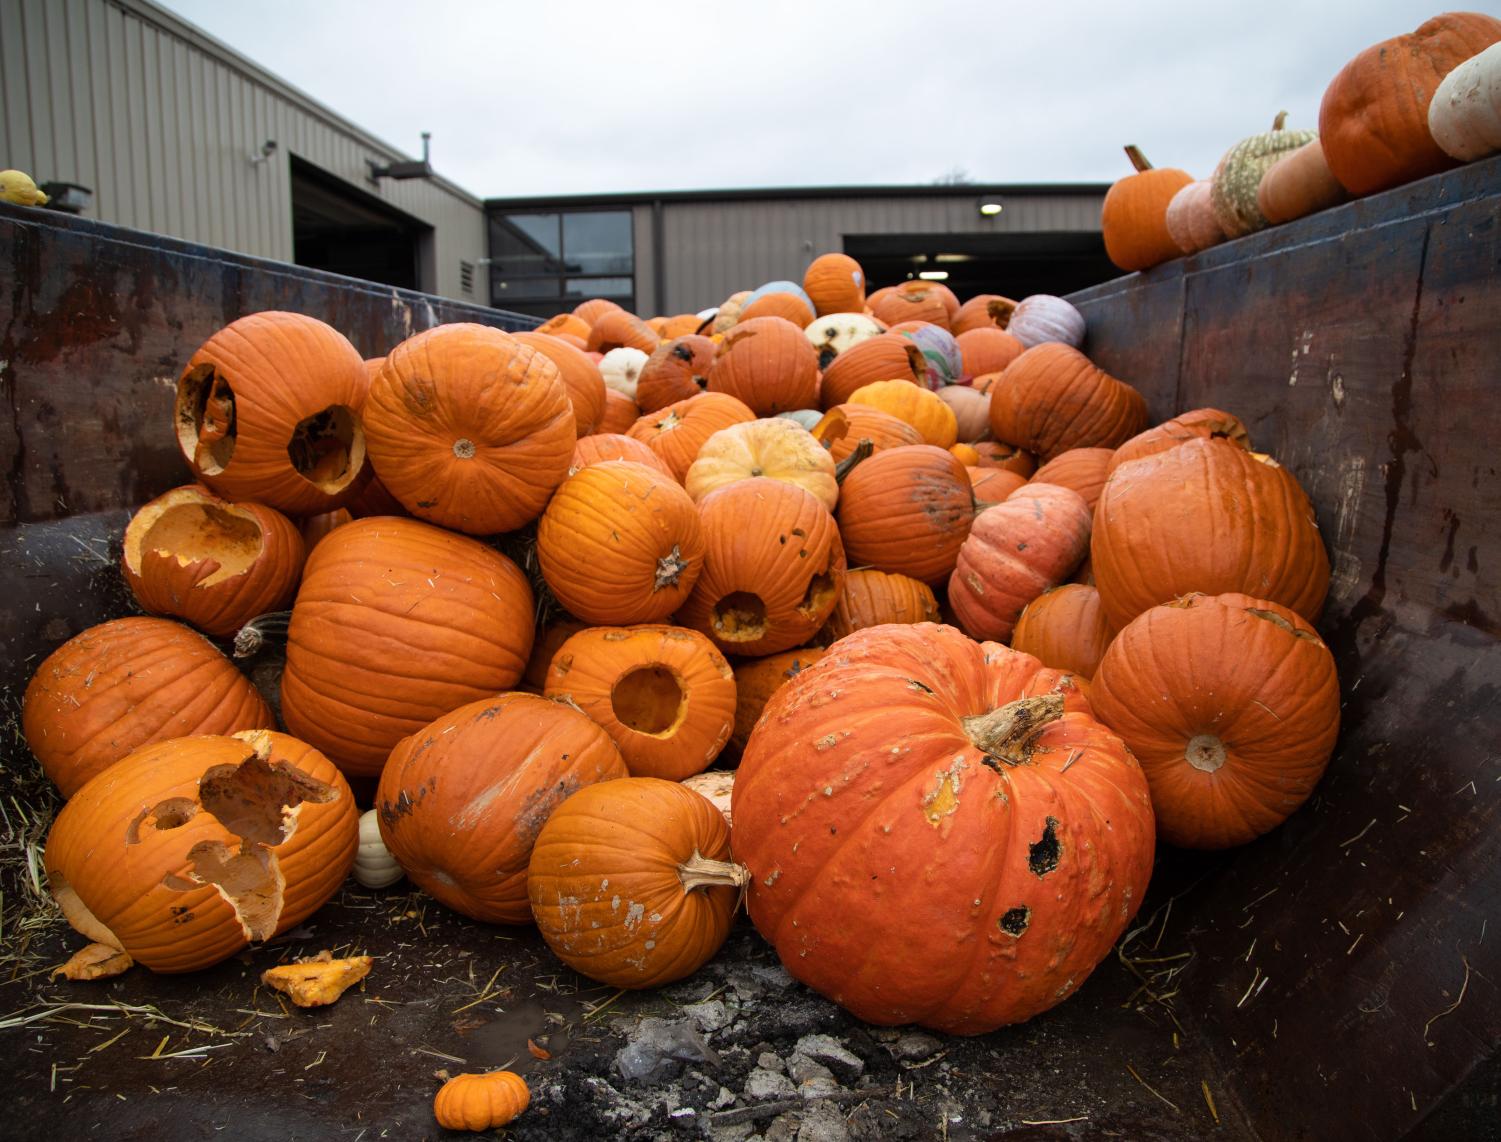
[2,849,1253,1142]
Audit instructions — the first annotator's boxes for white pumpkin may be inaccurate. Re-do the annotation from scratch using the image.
[804,312,884,367]
[682,770,735,827]
[353,809,404,889]
[1429,42,1501,162]
[1006,295,1086,349]
[599,347,649,400]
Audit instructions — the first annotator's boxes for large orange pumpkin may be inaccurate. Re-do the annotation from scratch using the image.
[732,623,1154,1033]
[802,252,867,316]
[22,617,273,798]
[1092,437,1331,631]
[988,344,1148,462]
[627,392,757,482]
[376,693,629,924]
[1010,584,1115,680]
[45,730,357,972]
[676,478,846,657]
[173,311,368,514]
[1088,593,1340,849]
[544,625,736,780]
[279,516,534,778]
[528,777,744,988]
[706,317,820,415]
[537,461,705,624]
[948,484,1094,643]
[729,648,825,751]
[1107,407,1251,474]
[818,568,940,645]
[819,334,928,408]
[1319,13,1501,196]
[512,331,608,439]
[836,445,973,585]
[121,484,305,637]
[363,324,574,535]
[637,335,716,413]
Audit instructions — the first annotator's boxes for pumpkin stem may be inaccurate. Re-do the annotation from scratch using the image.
[234,610,292,658]
[677,851,749,893]
[1271,110,1288,132]
[834,438,874,483]
[654,545,689,590]
[962,694,1065,766]
[1124,145,1152,173]
[986,297,1016,329]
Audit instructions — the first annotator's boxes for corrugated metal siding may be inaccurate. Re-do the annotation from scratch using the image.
[1,0,488,303]
[655,193,1104,313]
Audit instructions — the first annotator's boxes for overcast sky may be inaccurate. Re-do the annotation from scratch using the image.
[161,0,1454,198]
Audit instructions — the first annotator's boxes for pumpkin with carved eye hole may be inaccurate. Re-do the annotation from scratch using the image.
[44,729,357,973]
[433,1071,530,1132]
[637,335,717,413]
[174,311,368,515]
[1088,592,1340,849]
[819,333,929,408]
[527,777,745,989]
[731,622,1154,1033]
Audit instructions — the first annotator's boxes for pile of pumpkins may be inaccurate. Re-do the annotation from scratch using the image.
[22,229,1343,1051]
[1100,12,1501,270]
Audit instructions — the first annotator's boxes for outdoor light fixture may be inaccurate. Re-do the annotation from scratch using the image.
[918,270,950,281]
[369,132,435,183]
[978,200,1003,216]
[248,140,278,167]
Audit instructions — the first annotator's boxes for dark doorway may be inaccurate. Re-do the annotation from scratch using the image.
[845,232,1119,301]
[291,157,430,290]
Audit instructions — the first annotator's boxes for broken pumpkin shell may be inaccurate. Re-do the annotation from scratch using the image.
[527,777,746,989]
[174,311,369,515]
[261,949,374,1007]
[22,616,275,799]
[44,729,358,973]
[433,1070,530,1132]
[122,484,306,637]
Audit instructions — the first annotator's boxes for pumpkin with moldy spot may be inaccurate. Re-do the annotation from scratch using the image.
[637,335,717,413]
[377,693,629,924]
[731,622,1154,1033]
[527,777,745,988]
[803,312,883,370]
[1210,112,1317,239]
[1088,592,1339,849]
[835,445,974,585]
[45,729,357,973]
[544,625,736,780]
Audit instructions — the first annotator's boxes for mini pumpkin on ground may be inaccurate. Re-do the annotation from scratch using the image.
[1088,593,1340,849]
[528,777,745,989]
[433,1071,530,1132]
[377,693,629,924]
[545,625,736,780]
[732,623,1154,1034]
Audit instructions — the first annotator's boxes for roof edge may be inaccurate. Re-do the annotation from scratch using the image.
[483,183,1111,209]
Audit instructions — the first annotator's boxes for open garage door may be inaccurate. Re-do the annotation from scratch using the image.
[845,231,1118,300]
[291,157,431,290]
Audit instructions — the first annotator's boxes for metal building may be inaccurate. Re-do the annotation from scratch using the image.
[485,185,1112,319]
[1,0,490,302]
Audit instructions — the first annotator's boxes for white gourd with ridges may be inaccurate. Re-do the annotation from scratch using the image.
[353,809,404,888]
[1429,42,1501,162]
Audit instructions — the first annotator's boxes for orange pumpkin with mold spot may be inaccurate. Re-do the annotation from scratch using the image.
[44,729,357,973]
[836,445,973,585]
[732,622,1154,1033]
[637,335,717,413]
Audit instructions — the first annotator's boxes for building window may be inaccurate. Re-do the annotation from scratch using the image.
[487,209,634,316]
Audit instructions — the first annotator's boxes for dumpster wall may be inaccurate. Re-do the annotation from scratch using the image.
[1071,154,1501,1140]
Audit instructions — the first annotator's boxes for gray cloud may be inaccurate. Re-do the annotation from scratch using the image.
[161,0,1458,194]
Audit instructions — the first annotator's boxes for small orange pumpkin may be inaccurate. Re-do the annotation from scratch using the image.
[544,625,736,780]
[433,1071,530,1132]
[818,568,940,645]
[802,252,867,316]
[1010,584,1115,680]
[528,777,745,988]
[1101,145,1195,271]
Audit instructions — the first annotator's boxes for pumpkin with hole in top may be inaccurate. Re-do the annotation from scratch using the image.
[433,1071,530,1132]
[706,317,821,415]
[836,445,973,585]
[732,622,1154,1033]
[44,729,357,973]
[686,418,838,510]
[280,516,535,779]
[363,324,574,535]
[952,294,1018,334]
[538,462,705,625]
[174,311,368,515]
[1089,593,1340,849]
[675,478,846,657]
[377,693,629,924]
[544,625,736,780]
[528,777,745,988]
[1092,437,1330,631]
[122,484,304,637]
[1010,584,1115,680]
[22,617,275,799]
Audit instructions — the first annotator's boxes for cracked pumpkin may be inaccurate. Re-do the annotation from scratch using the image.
[44,730,357,973]
[731,622,1154,1034]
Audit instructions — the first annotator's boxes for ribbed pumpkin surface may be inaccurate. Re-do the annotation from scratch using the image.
[23,616,273,798]
[732,623,1154,1033]
[45,730,356,972]
[528,777,740,988]
[836,445,973,585]
[1029,448,1115,512]
[512,331,607,439]
[433,1072,530,1132]
[637,335,716,413]
[988,344,1148,462]
[280,516,534,778]
[707,317,820,415]
[819,569,940,644]
[819,334,927,408]
[627,392,757,481]
[1108,407,1250,474]
[1010,584,1115,680]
